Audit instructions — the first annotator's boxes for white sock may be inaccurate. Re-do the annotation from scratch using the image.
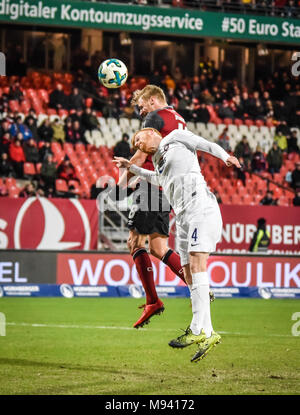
[189,272,213,337]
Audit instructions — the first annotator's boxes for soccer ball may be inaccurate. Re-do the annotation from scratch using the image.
[98,58,128,89]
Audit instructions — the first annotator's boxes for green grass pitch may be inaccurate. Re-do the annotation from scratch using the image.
[0,297,299,395]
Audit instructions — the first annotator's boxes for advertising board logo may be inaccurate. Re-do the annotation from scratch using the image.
[129,284,144,299]
[258,287,272,299]
[60,284,74,298]
[14,198,90,250]
[0,286,3,297]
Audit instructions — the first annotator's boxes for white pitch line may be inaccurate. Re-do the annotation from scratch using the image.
[5,322,293,337]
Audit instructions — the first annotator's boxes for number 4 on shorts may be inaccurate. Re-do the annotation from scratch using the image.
[192,228,198,242]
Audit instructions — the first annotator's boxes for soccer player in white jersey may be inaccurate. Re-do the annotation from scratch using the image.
[113,127,241,362]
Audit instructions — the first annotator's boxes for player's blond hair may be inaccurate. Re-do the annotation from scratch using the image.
[131,85,167,107]
[131,128,162,148]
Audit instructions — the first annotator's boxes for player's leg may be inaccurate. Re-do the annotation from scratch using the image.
[188,201,223,361]
[128,230,164,329]
[148,233,186,284]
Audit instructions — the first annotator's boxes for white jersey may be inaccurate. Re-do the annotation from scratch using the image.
[129,129,230,216]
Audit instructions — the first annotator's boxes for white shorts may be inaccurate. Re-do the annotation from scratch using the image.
[176,188,223,266]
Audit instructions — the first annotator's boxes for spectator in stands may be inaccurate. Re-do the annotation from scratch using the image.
[196,103,210,123]
[49,83,68,110]
[287,130,300,154]
[64,118,75,143]
[285,169,293,186]
[24,138,39,165]
[217,127,231,152]
[8,82,23,103]
[10,116,33,141]
[61,184,80,199]
[37,119,53,143]
[0,92,9,114]
[274,100,290,122]
[39,142,53,162]
[267,142,283,174]
[24,109,38,126]
[40,154,57,190]
[260,190,277,206]
[0,119,10,138]
[234,135,252,170]
[51,118,66,146]
[70,107,83,124]
[113,133,131,160]
[68,87,85,110]
[25,116,39,142]
[251,145,267,173]
[0,153,15,177]
[9,138,25,178]
[218,100,235,120]
[72,120,87,145]
[291,162,300,190]
[292,189,300,207]
[0,132,12,155]
[275,120,290,137]
[81,107,99,131]
[19,182,37,198]
[249,218,271,253]
[82,108,104,148]
[274,131,288,152]
[44,186,57,198]
[57,158,78,183]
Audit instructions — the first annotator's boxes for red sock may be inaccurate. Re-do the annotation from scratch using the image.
[162,249,186,284]
[133,248,158,304]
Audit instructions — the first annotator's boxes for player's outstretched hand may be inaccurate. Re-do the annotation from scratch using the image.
[113,157,131,169]
[225,156,241,168]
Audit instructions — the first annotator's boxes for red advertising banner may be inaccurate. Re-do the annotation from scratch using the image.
[0,197,98,250]
[0,198,299,253]
[218,205,300,255]
[57,253,300,288]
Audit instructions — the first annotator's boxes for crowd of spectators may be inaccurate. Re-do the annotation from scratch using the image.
[1,53,300,203]
[106,0,300,18]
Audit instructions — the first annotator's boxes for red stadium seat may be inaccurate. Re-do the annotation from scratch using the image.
[23,162,36,176]
[55,179,68,192]
[230,194,243,205]
[9,100,20,112]
[255,119,264,127]
[85,97,93,108]
[245,119,254,126]
[242,194,252,205]
[234,119,243,126]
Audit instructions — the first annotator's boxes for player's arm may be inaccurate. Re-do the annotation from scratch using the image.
[113,157,160,186]
[176,130,241,168]
[117,149,148,187]
[129,164,160,186]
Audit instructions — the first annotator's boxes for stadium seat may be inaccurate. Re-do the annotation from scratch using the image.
[23,162,36,176]
[230,194,242,205]
[242,194,252,205]
[55,179,68,192]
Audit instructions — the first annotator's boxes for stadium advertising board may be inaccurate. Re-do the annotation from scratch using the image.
[57,253,300,289]
[0,0,299,44]
[0,197,98,250]
[0,198,299,253]
[0,251,299,298]
[218,205,300,255]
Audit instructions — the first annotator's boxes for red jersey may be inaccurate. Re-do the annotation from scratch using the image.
[142,106,186,171]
